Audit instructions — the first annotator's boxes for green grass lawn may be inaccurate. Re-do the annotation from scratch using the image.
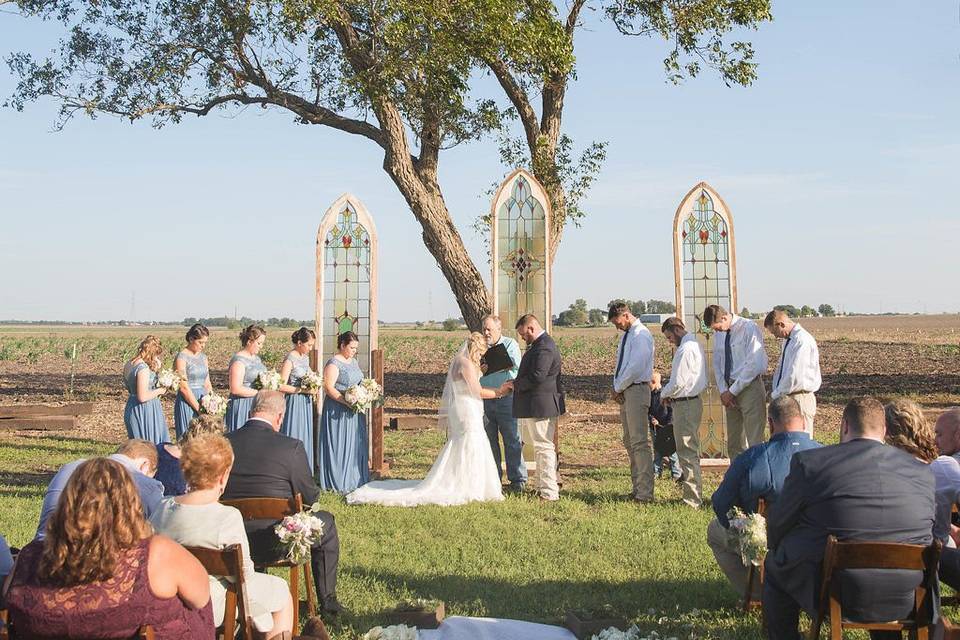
[0,428,882,639]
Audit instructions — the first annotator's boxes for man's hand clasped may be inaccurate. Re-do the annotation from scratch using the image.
[720,391,737,408]
[611,390,625,405]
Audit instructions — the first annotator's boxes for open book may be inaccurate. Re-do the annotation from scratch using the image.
[481,342,514,375]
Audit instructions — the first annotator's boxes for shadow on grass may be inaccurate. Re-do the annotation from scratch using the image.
[342,567,752,633]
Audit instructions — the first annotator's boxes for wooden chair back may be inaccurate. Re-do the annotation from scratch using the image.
[183,544,253,640]
[807,535,941,640]
[742,497,767,612]
[219,494,316,634]
[0,620,154,640]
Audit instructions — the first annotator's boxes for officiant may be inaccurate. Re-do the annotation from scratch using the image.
[479,314,527,493]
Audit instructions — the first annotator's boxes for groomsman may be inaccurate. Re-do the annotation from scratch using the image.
[763,310,821,435]
[608,302,655,503]
[703,305,768,459]
[479,314,527,492]
[659,317,708,508]
[504,314,564,501]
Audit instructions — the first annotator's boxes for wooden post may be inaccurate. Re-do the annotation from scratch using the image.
[371,349,385,477]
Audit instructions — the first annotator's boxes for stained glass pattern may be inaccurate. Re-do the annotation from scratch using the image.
[321,201,372,374]
[674,186,736,458]
[494,174,549,328]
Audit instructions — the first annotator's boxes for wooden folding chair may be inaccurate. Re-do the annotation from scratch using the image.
[742,498,767,612]
[807,535,942,640]
[221,494,317,634]
[0,619,154,640]
[184,544,253,640]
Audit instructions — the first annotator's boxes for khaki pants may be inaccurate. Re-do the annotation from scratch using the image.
[707,518,761,600]
[673,396,703,507]
[789,391,817,435]
[620,384,654,501]
[725,377,767,460]
[520,417,559,500]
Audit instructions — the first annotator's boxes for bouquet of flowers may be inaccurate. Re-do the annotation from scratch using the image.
[363,625,418,640]
[344,377,384,413]
[300,370,323,394]
[253,370,282,391]
[727,506,768,566]
[155,368,184,393]
[590,625,646,640]
[274,502,325,565]
[200,392,228,417]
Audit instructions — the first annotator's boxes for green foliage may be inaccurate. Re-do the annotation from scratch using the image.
[441,317,461,331]
[773,304,799,318]
[799,305,818,318]
[740,307,752,319]
[818,304,836,317]
[555,299,589,326]
[608,299,646,316]
[588,308,607,326]
[645,299,676,314]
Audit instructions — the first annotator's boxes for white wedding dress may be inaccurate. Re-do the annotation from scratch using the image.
[346,343,504,507]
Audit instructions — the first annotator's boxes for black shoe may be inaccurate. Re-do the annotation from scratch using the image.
[321,595,343,617]
[505,483,526,494]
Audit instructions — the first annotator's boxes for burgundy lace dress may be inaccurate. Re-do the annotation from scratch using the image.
[5,537,214,639]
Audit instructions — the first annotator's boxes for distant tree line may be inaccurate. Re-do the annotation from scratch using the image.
[182,317,311,329]
[554,298,677,327]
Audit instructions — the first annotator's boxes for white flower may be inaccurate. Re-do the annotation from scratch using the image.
[364,624,418,640]
[200,392,228,417]
[155,368,184,393]
[726,507,768,566]
[274,511,324,565]
[300,370,323,394]
[254,370,283,391]
[344,377,383,413]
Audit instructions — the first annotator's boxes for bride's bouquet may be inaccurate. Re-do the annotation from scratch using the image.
[727,506,767,566]
[274,502,325,565]
[300,370,323,394]
[363,624,418,640]
[344,377,383,413]
[200,392,228,417]
[155,368,184,394]
[253,370,282,391]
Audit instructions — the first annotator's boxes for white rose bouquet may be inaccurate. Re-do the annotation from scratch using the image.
[200,392,228,417]
[300,370,323,394]
[363,624,418,640]
[344,378,383,413]
[727,506,768,566]
[274,502,325,565]
[155,368,184,394]
[253,370,282,391]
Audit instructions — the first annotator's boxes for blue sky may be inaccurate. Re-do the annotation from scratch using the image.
[1,1,958,322]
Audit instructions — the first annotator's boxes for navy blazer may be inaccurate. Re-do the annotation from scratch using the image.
[512,332,565,419]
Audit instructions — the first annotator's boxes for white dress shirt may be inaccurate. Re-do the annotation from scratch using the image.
[770,323,822,399]
[712,315,768,396]
[661,333,708,399]
[613,319,654,393]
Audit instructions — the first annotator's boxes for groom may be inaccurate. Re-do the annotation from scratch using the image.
[504,314,565,501]
[479,314,527,492]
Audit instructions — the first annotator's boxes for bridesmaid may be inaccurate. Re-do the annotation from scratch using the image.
[123,335,170,444]
[280,327,318,475]
[318,331,369,493]
[225,324,267,432]
[172,323,212,440]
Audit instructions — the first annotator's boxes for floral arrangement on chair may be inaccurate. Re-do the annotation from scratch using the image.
[274,502,324,565]
[727,506,768,566]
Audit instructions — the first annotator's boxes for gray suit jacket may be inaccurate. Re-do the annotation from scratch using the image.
[765,438,935,621]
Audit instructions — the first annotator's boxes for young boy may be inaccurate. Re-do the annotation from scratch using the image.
[649,371,681,480]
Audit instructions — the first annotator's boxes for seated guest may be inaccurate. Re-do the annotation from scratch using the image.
[223,390,342,617]
[156,414,225,496]
[763,397,936,640]
[0,533,13,585]
[151,433,294,639]
[4,458,213,639]
[708,396,821,600]
[885,399,938,463]
[35,438,164,539]
[930,408,960,590]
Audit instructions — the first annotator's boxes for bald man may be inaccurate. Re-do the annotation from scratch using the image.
[764,310,821,434]
[931,407,960,545]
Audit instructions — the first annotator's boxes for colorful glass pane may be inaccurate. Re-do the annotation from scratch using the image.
[322,202,372,373]
[495,174,549,327]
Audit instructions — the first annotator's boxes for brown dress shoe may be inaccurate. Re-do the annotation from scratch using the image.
[300,616,331,640]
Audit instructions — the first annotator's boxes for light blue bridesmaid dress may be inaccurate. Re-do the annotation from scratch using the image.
[318,357,369,493]
[225,353,266,432]
[172,350,209,440]
[281,352,316,474]
[123,361,170,444]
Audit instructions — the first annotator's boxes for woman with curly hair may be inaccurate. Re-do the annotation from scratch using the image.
[124,335,171,444]
[3,458,213,639]
[225,324,268,432]
[885,398,938,463]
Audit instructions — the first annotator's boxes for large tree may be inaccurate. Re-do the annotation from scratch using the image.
[4,0,771,328]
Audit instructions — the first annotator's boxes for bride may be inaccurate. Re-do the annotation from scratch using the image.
[346,332,508,507]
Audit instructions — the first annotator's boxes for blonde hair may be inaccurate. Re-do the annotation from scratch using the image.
[115,439,158,475]
[885,399,937,463]
[39,458,151,585]
[181,414,224,443]
[134,335,164,372]
[466,332,487,366]
[180,434,234,490]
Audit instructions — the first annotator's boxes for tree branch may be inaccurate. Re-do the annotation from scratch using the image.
[484,56,539,150]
